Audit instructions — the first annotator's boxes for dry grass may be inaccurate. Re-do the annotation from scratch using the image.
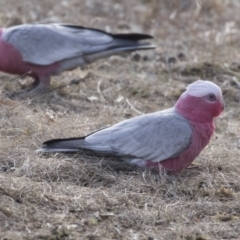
[1,0,240,239]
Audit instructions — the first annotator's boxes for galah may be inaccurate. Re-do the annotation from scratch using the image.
[0,23,155,92]
[38,80,224,172]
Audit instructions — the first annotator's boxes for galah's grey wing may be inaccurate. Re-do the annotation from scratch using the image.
[3,24,154,66]
[84,108,193,162]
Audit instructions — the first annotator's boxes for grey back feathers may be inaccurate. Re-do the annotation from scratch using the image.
[40,108,193,163]
[3,23,155,66]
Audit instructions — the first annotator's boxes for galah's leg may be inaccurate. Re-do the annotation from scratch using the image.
[6,77,51,98]
[30,76,51,93]
[31,78,40,88]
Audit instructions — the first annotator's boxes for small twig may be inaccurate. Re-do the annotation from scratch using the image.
[231,76,240,89]
[225,69,240,80]
[14,71,32,87]
[126,98,143,115]
[97,79,106,102]
[12,71,32,82]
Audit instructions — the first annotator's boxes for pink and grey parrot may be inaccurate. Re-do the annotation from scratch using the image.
[38,80,224,172]
[0,23,155,92]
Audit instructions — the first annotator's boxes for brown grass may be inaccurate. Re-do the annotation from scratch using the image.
[1,0,240,239]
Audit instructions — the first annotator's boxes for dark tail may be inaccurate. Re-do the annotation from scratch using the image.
[84,32,155,63]
[84,41,155,63]
[62,24,154,41]
[108,33,155,51]
[37,137,85,153]
[111,33,153,41]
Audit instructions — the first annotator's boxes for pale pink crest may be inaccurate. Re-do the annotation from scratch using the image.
[182,80,222,99]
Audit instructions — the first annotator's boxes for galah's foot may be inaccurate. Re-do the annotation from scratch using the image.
[3,86,51,100]
[23,77,51,96]
[28,85,50,95]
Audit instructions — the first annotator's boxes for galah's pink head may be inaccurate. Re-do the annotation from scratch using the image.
[175,80,224,122]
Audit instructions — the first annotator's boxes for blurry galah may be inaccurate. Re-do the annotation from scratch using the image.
[0,23,155,92]
[38,80,224,172]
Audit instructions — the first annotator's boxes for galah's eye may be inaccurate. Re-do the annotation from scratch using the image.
[207,93,217,101]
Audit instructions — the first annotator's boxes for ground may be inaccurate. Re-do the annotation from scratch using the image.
[1,0,240,239]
